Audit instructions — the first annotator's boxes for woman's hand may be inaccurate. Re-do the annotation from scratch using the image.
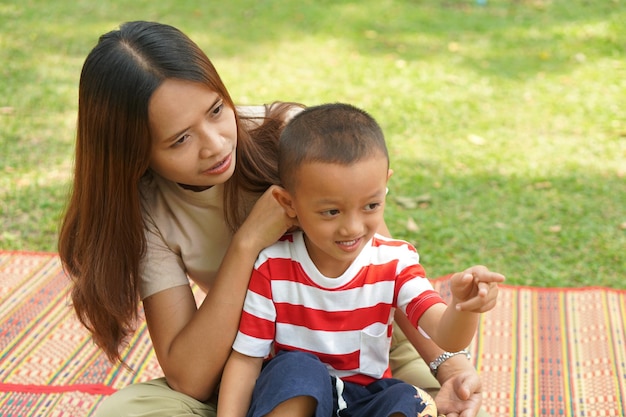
[435,368,483,417]
[235,185,298,252]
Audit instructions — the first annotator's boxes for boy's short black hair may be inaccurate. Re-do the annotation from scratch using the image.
[278,103,388,191]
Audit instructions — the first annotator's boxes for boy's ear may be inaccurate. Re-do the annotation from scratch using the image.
[387,168,393,181]
[272,186,298,218]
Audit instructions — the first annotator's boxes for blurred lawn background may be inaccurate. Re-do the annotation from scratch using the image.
[1,0,624,287]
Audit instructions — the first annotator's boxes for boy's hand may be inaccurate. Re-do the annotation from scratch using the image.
[450,265,505,313]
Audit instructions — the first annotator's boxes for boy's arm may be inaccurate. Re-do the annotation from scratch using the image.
[217,350,264,417]
[395,313,485,417]
[419,303,478,352]
[452,266,504,313]
[418,266,505,351]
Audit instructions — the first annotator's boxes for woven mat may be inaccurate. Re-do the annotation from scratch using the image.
[1,251,625,416]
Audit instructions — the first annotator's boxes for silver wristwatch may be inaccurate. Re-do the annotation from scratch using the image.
[429,349,471,378]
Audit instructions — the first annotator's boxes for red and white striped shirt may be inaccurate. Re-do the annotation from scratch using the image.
[233,231,444,386]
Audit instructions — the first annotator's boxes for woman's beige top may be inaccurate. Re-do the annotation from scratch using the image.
[139,174,231,299]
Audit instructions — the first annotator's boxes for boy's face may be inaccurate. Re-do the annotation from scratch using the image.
[276,153,391,278]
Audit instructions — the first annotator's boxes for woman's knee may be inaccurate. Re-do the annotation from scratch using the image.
[389,333,439,390]
[95,378,216,417]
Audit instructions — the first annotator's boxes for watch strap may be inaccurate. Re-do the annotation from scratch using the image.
[429,349,471,378]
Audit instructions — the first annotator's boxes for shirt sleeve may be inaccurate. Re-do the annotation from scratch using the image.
[139,211,190,300]
[232,263,276,358]
[393,245,445,328]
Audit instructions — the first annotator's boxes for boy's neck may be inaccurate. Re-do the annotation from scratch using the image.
[302,232,364,279]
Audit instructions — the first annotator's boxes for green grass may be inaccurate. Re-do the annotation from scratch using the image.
[1,0,624,288]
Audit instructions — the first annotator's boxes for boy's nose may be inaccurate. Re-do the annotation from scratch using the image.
[339,216,362,236]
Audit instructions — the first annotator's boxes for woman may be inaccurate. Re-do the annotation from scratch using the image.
[58,20,490,417]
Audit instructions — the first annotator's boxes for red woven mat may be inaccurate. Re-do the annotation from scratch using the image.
[1,251,625,416]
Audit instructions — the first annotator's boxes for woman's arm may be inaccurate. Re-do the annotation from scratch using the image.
[143,234,257,400]
[144,186,294,401]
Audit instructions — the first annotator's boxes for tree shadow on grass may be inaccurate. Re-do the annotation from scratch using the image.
[4,0,623,81]
[179,0,625,80]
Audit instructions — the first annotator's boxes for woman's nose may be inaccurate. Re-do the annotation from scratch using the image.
[198,127,223,159]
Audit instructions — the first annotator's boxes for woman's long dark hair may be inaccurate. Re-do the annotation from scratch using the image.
[58,21,296,363]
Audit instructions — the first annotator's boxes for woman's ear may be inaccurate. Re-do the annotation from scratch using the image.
[272,186,298,218]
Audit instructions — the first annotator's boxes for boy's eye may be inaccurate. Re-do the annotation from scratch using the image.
[365,203,381,211]
[321,209,340,217]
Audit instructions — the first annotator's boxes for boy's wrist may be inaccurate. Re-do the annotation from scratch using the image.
[429,349,471,378]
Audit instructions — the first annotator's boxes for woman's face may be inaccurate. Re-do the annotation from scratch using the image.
[148,79,237,188]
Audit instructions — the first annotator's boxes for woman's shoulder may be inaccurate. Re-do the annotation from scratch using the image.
[236,105,267,118]
[236,102,305,125]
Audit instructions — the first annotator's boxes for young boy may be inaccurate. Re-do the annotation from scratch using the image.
[217,103,505,417]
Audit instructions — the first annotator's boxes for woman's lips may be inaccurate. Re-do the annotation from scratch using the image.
[203,153,232,175]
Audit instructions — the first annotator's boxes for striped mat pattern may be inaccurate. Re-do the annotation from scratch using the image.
[1,251,625,416]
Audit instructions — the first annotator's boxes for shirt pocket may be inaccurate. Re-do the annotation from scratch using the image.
[359,322,390,379]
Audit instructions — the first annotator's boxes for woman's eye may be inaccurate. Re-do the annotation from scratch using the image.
[173,134,190,147]
[211,101,224,116]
